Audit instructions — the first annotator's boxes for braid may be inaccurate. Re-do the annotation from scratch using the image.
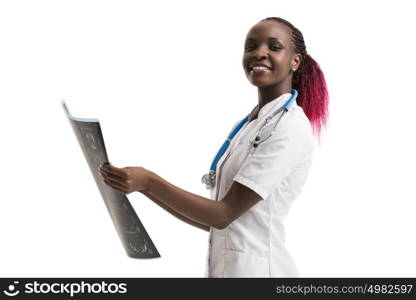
[260,17,329,138]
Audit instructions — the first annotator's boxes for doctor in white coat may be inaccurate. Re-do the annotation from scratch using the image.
[100,16,329,277]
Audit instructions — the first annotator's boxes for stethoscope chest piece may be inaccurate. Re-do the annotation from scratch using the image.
[201,170,216,189]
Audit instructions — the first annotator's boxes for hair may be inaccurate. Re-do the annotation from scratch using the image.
[260,17,329,138]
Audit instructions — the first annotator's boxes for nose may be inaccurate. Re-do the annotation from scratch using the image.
[252,44,269,60]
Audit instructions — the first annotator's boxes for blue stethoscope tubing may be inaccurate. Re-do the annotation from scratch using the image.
[202,89,298,189]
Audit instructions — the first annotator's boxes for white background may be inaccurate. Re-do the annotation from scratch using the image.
[1,0,415,277]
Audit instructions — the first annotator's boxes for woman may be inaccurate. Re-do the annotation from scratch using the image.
[100,16,329,277]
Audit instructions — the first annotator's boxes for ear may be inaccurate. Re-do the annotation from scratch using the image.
[291,53,302,72]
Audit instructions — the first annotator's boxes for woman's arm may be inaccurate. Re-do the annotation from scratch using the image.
[145,171,262,229]
[140,189,210,232]
[144,171,228,229]
[100,163,262,229]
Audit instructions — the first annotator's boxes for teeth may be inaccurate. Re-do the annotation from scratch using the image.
[251,66,270,71]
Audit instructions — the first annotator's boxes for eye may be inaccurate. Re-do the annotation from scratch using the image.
[244,45,255,52]
[270,45,282,51]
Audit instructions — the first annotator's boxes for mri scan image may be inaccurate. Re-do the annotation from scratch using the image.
[62,101,160,258]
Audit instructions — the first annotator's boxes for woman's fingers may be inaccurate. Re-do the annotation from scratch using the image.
[99,163,140,194]
[103,178,128,194]
[100,167,126,184]
[102,163,127,179]
[102,176,129,194]
[101,170,129,189]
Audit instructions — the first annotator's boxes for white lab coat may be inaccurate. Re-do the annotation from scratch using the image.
[205,93,315,277]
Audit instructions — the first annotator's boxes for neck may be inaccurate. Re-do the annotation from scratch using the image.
[257,83,292,111]
[248,80,292,122]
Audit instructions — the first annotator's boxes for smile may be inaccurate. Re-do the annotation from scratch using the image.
[249,66,272,75]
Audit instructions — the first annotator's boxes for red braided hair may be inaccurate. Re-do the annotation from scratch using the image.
[261,17,329,138]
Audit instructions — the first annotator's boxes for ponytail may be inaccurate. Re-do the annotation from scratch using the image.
[293,53,329,138]
[260,17,329,139]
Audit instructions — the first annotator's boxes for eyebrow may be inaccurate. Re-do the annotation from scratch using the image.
[246,37,283,43]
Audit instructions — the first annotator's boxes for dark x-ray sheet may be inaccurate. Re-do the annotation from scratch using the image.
[62,101,160,258]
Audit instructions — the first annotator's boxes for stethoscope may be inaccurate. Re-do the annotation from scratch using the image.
[201,89,298,190]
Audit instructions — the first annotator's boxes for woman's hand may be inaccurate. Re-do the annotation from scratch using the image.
[99,163,151,194]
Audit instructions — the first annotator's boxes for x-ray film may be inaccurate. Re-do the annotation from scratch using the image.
[62,101,160,258]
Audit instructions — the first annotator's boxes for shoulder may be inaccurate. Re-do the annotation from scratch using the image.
[277,103,313,143]
[261,103,314,160]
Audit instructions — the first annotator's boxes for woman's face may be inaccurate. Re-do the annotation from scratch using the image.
[242,21,301,88]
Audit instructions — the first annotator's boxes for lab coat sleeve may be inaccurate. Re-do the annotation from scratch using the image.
[233,113,314,200]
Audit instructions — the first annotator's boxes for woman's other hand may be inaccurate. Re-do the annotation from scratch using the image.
[99,163,151,194]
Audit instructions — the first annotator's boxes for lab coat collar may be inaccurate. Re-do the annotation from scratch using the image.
[257,92,293,120]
